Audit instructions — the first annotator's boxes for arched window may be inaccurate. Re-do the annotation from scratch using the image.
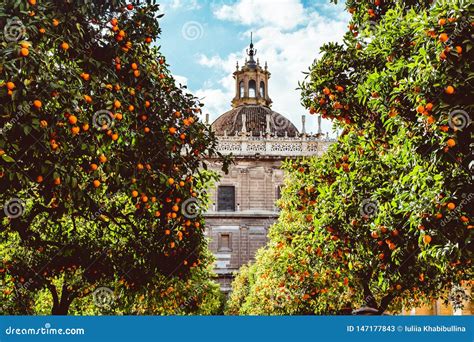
[260,81,265,97]
[248,80,256,98]
[239,81,244,98]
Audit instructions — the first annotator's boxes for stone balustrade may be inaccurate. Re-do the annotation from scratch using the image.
[215,134,335,157]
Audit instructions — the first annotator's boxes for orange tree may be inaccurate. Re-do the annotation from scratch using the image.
[227,0,472,315]
[0,0,227,314]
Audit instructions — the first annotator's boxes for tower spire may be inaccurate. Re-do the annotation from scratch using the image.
[246,32,257,68]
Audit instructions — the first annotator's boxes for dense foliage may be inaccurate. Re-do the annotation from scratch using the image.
[0,0,227,314]
[228,0,473,315]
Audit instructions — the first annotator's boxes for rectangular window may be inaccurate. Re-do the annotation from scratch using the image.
[218,186,235,211]
[218,233,231,252]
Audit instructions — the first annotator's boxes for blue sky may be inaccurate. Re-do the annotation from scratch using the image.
[156,0,350,135]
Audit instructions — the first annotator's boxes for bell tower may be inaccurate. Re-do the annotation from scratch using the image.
[231,33,272,108]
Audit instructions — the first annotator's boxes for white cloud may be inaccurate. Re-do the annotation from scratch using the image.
[162,0,201,12]
[213,0,306,30]
[174,74,188,87]
[194,1,349,136]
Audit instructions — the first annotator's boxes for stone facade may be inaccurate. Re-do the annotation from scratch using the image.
[203,40,334,292]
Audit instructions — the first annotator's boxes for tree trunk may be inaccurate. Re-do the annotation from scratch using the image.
[49,283,75,315]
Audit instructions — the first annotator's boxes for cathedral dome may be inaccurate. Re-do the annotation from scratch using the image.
[211,105,299,137]
[210,35,299,138]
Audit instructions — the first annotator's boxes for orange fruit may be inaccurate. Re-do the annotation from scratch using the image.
[128,105,134,111]
[137,163,144,170]
[114,100,121,108]
[54,177,61,185]
[172,205,179,212]
[425,102,433,111]
[111,133,118,141]
[68,115,77,125]
[28,0,36,4]
[169,127,176,134]
[370,231,379,239]
[71,126,80,135]
[131,190,139,198]
[90,163,98,171]
[455,45,462,54]
[395,284,402,290]
[93,180,101,188]
[6,82,15,90]
[427,116,435,124]
[52,19,59,26]
[154,210,161,217]
[80,73,90,81]
[83,95,92,103]
[110,18,118,26]
[438,18,446,26]
[446,138,456,147]
[423,235,432,244]
[168,178,174,185]
[99,154,107,163]
[36,175,43,183]
[145,37,152,43]
[438,33,448,42]
[20,47,29,56]
[133,70,140,77]
[447,202,456,210]
[39,27,45,34]
[40,120,48,128]
[144,127,150,133]
[33,100,42,108]
[82,123,89,131]
[131,63,138,70]
[165,229,171,235]
[115,113,123,120]
[445,85,455,94]
[145,100,151,108]
[416,105,424,113]
[460,216,469,223]
[440,125,449,132]
[60,42,69,50]
[170,242,175,248]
